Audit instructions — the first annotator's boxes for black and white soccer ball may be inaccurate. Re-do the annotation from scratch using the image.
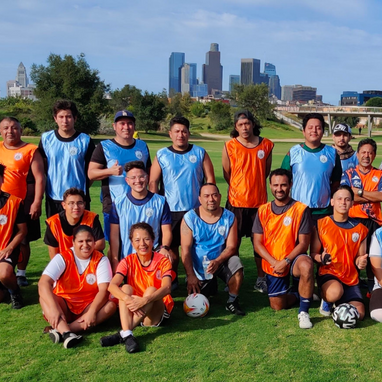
[332,303,360,329]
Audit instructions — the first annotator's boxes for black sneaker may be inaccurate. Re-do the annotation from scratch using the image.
[10,292,24,309]
[63,332,83,349]
[226,297,246,316]
[100,332,123,347]
[124,334,139,353]
[17,276,29,287]
[49,329,63,344]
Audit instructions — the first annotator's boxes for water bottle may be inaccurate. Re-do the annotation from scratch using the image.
[202,256,213,280]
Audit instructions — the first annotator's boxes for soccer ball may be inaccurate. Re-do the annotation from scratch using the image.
[332,303,360,329]
[183,293,210,318]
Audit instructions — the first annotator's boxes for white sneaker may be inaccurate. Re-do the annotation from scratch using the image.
[298,311,313,329]
[319,299,333,317]
[254,277,267,293]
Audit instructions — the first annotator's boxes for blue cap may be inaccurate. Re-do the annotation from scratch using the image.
[114,110,135,122]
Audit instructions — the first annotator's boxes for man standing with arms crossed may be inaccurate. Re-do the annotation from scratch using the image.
[332,123,358,171]
[39,100,95,218]
[253,169,314,328]
[149,116,215,288]
[88,110,151,243]
[0,117,45,286]
[222,110,274,293]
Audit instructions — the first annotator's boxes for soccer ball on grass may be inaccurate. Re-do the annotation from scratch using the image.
[183,293,210,318]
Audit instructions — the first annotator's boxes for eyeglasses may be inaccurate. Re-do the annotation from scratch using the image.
[66,201,85,207]
[126,175,147,181]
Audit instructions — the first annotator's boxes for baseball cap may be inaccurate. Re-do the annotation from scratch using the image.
[333,123,352,135]
[234,110,255,125]
[114,110,135,122]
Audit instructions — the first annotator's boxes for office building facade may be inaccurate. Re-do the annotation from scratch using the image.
[169,52,185,97]
[202,43,223,95]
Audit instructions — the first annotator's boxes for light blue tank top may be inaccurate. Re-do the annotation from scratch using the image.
[101,139,150,202]
[341,152,358,172]
[184,208,234,280]
[42,130,90,200]
[290,144,336,208]
[114,193,166,258]
[157,145,205,212]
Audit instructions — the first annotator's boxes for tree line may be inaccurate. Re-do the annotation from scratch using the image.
[1,53,276,135]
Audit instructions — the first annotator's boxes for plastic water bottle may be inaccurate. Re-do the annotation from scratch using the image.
[202,256,213,280]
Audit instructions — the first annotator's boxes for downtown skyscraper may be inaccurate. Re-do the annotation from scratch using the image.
[202,43,222,95]
[169,52,185,96]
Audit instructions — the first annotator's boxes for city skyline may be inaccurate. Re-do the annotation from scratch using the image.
[1,1,382,105]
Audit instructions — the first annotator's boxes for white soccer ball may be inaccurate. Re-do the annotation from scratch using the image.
[183,293,210,318]
[332,303,360,329]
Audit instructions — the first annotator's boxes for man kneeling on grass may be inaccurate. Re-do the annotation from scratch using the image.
[311,185,368,320]
[253,169,314,329]
[100,222,174,353]
[39,225,116,349]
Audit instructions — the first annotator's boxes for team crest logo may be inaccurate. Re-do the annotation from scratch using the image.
[283,217,292,226]
[86,274,96,285]
[69,147,78,156]
[352,233,360,242]
[218,226,226,236]
[156,270,162,280]
[372,176,378,183]
[320,155,328,163]
[189,155,197,163]
[14,153,23,161]
[0,215,8,225]
[135,150,143,160]
[257,150,265,159]
[146,207,154,217]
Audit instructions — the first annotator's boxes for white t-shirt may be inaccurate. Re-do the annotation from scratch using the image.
[43,248,112,285]
[369,232,382,290]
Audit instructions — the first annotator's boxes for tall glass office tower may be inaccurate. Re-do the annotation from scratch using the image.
[169,52,185,97]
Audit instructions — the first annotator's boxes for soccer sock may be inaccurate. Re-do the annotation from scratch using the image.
[16,270,26,277]
[227,293,238,303]
[120,330,133,339]
[299,296,312,313]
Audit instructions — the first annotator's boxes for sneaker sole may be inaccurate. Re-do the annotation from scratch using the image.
[319,308,332,317]
[63,335,82,349]
[49,330,62,344]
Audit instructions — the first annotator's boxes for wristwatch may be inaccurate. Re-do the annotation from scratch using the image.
[285,258,291,265]
[357,189,363,197]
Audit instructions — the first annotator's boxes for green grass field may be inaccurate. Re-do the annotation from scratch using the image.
[1,131,382,382]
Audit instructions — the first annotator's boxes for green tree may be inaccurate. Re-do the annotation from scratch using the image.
[209,101,232,131]
[110,84,143,114]
[365,97,382,107]
[230,83,274,120]
[135,91,167,133]
[167,93,192,117]
[30,53,110,134]
[190,102,206,117]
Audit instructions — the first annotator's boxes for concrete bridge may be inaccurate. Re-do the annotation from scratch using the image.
[276,105,382,136]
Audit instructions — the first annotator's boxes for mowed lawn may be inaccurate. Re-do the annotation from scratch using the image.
[1,131,382,382]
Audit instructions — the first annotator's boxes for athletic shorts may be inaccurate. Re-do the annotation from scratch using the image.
[265,254,306,297]
[200,256,243,298]
[226,201,257,238]
[140,308,170,327]
[0,247,20,268]
[170,211,186,248]
[45,198,64,219]
[317,274,363,304]
[370,288,382,313]
[103,212,110,242]
[23,192,41,242]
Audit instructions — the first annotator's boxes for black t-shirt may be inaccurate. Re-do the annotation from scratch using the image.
[44,210,104,247]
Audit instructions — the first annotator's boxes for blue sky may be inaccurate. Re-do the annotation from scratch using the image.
[1,0,381,105]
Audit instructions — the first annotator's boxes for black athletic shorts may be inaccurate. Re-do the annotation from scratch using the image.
[171,211,187,248]
[226,200,258,238]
